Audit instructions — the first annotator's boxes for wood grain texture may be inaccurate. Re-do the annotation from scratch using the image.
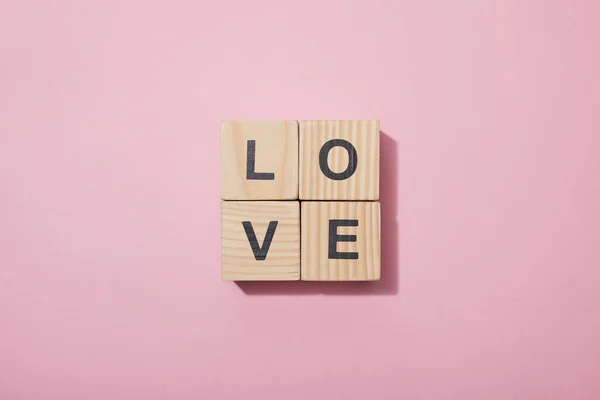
[222,201,300,281]
[301,201,380,281]
[299,120,379,200]
[221,120,298,200]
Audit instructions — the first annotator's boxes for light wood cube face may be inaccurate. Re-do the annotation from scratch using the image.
[221,201,300,281]
[299,120,379,200]
[301,201,380,281]
[221,120,299,200]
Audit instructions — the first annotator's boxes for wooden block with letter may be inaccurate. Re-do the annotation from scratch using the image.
[299,120,379,200]
[301,201,380,281]
[222,201,300,281]
[221,120,298,200]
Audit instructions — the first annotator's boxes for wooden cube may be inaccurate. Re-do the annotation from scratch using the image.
[301,201,380,281]
[221,120,298,200]
[299,120,379,200]
[222,201,300,281]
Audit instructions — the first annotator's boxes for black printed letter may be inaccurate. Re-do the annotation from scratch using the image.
[318,139,358,180]
[246,140,275,180]
[328,219,359,259]
[242,221,278,261]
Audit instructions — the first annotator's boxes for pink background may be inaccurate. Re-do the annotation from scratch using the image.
[1,1,599,399]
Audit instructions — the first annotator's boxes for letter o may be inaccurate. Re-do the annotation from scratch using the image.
[318,139,358,180]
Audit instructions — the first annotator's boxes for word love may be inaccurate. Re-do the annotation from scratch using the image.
[221,120,381,281]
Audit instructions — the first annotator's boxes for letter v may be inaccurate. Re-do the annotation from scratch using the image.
[242,221,278,261]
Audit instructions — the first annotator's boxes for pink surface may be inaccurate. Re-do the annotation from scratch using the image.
[1,1,600,399]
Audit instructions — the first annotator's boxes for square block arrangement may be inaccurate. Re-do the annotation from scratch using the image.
[220,120,381,281]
